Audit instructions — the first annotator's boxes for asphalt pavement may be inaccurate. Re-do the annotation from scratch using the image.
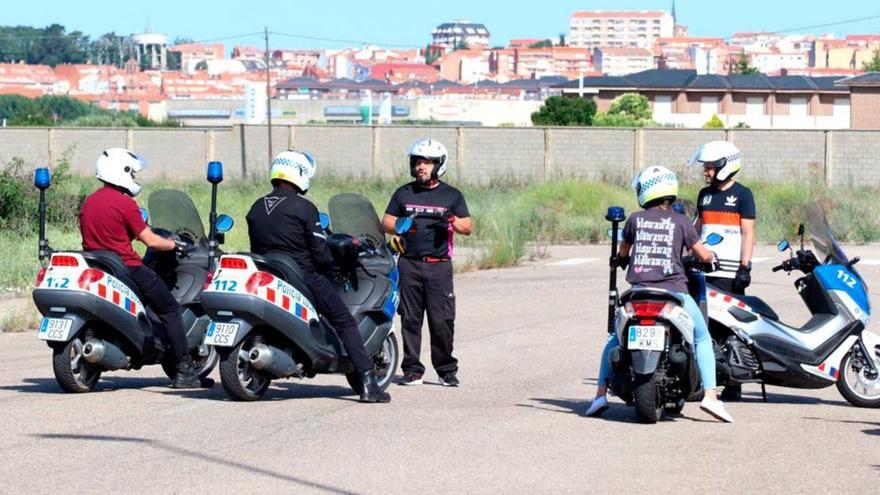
[1,244,879,494]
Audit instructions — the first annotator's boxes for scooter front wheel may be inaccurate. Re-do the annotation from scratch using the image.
[218,336,271,401]
[161,343,219,381]
[346,332,399,394]
[52,333,101,393]
[837,350,880,408]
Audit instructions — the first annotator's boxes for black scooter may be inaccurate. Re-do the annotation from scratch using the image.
[201,193,401,401]
[32,162,233,392]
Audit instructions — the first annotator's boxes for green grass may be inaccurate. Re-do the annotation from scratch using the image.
[4,175,879,295]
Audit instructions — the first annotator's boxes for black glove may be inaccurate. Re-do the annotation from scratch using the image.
[173,240,191,257]
[682,255,698,270]
[732,264,751,292]
[616,255,630,269]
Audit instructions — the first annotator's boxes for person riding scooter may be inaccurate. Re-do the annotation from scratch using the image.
[245,149,390,403]
[584,166,733,422]
[79,148,207,389]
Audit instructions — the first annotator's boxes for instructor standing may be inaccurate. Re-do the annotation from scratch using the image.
[383,138,472,387]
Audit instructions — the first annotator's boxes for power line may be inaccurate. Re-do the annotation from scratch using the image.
[734,13,880,37]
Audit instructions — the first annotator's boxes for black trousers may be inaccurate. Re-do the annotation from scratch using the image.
[127,265,188,361]
[397,257,457,376]
[707,276,744,295]
[305,271,374,374]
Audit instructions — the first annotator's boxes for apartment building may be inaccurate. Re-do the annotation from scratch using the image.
[594,47,654,76]
[432,21,490,50]
[569,11,674,49]
[168,43,225,73]
[490,46,593,80]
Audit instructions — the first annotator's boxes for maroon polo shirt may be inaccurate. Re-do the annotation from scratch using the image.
[79,185,148,266]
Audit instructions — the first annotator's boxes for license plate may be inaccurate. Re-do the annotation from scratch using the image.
[627,325,666,351]
[37,318,74,341]
[204,322,239,347]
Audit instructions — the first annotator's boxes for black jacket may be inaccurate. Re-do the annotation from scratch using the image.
[246,187,332,274]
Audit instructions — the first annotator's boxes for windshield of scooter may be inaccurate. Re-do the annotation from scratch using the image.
[147,189,206,245]
[327,193,385,248]
[806,202,850,266]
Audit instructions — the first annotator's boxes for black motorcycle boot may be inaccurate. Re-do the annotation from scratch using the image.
[359,371,391,403]
[171,356,206,389]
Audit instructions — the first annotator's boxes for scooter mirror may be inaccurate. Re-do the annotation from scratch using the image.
[705,233,724,246]
[606,228,623,241]
[395,216,414,235]
[139,207,149,224]
[215,214,234,233]
[605,206,625,222]
[777,240,790,252]
[207,161,223,184]
[797,224,805,236]
[319,212,331,230]
[671,202,685,214]
[34,168,51,190]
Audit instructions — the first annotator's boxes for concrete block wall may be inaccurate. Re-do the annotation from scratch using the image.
[460,127,544,184]
[549,128,635,183]
[0,125,878,187]
[733,130,826,184]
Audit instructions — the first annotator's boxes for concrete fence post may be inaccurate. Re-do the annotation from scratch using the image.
[543,127,552,181]
[47,128,55,166]
[456,126,464,183]
[371,125,381,176]
[633,128,644,175]
[238,125,248,178]
[125,128,134,150]
[726,128,735,144]
[206,130,215,163]
[824,130,834,187]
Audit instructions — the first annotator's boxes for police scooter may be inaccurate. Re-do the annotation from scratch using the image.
[706,202,880,407]
[602,206,708,423]
[201,193,400,401]
[32,162,234,393]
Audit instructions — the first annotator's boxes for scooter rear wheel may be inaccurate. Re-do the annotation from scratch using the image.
[218,336,271,401]
[346,332,399,394]
[633,373,663,423]
[837,351,880,408]
[52,334,101,393]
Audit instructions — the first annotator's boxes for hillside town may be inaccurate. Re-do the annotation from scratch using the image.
[2,6,880,128]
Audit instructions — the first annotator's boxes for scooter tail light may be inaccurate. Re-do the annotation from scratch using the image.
[51,255,80,267]
[220,257,248,270]
[631,300,668,318]
[77,268,105,289]
[35,267,47,286]
[245,271,275,294]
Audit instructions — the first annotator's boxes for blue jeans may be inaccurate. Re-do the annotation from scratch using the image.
[597,292,716,390]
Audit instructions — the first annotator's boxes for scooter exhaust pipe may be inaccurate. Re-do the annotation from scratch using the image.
[248,344,297,378]
[82,338,130,370]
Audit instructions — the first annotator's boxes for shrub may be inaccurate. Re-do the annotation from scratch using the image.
[531,96,597,126]
[703,114,725,128]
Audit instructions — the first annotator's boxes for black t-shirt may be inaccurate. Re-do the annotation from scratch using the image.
[696,182,756,278]
[246,187,333,274]
[385,181,469,259]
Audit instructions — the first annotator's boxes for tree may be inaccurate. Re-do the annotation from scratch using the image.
[863,49,880,72]
[703,114,725,128]
[528,39,553,49]
[90,32,129,67]
[531,96,596,126]
[424,43,441,65]
[607,93,652,120]
[729,52,759,75]
[0,24,89,66]
[558,33,566,47]
[454,37,469,51]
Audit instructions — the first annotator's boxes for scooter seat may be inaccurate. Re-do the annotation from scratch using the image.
[81,251,143,299]
[250,252,315,302]
[708,283,779,321]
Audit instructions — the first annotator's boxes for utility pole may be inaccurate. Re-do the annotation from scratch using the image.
[264,27,273,163]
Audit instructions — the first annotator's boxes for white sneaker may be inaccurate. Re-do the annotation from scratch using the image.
[700,398,734,423]
[584,396,609,417]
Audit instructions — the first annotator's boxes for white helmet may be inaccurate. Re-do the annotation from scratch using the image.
[407,138,447,179]
[632,166,678,208]
[690,140,742,183]
[95,148,146,197]
[270,149,316,192]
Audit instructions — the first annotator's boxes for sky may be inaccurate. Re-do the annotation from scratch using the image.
[4,0,880,50]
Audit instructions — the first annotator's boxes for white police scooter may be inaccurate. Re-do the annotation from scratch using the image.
[32,162,234,392]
